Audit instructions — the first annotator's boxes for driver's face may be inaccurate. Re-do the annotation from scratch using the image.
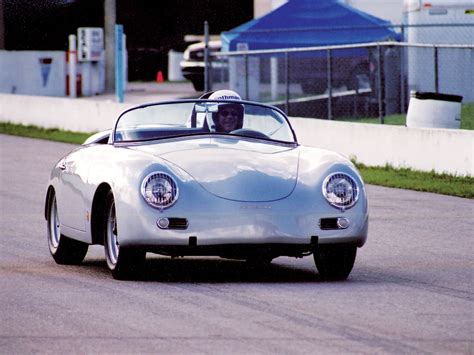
[216,108,239,132]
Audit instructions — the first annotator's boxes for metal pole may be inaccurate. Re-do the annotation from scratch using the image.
[204,21,209,93]
[104,0,116,93]
[434,46,439,93]
[68,34,77,98]
[327,49,333,120]
[115,24,124,103]
[244,53,249,100]
[400,25,406,113]
[0,0,5,49]
[285,52,289,115]
[377,44,384,124]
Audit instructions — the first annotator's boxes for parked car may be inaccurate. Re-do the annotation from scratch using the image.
[180,40,226,91]
[45,90,368,280]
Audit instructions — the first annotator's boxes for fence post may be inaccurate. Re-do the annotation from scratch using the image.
[434,46,439,93]
[327,49,333,120]
[285,52,290,115]
[400,26,406,113]
[204,21,209,93]
[244,53,249,100]
[377,44,384,124]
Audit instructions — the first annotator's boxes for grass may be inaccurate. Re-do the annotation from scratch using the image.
[354,162,474,199]
[0,122,93,145]
[339,103,474,129]
[1,121,472,199]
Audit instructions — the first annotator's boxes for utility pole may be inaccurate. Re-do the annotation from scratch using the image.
[0,0,5,49]
[104,0,116,92]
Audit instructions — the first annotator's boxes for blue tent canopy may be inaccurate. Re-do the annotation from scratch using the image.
[221,0,399,51]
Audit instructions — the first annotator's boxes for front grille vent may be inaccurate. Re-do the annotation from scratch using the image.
[320,218,339,230]
[167,218,188,230]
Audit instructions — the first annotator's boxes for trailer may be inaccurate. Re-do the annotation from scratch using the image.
[403,0,474,102]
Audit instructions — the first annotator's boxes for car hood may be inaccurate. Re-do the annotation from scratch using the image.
[130,138,299,202]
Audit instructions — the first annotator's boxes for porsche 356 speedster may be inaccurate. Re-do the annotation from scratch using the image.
[45,90,368,280]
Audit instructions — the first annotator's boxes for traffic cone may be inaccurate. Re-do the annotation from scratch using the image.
[156,71,164,83]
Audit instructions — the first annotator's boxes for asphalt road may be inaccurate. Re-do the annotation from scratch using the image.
[1,134,472,354]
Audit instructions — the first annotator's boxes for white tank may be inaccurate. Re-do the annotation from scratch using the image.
[406,91,463,129]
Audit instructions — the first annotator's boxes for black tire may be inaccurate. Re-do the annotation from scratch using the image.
[192,78,204,91]
[47,192,88,265]
[104,191,145,280]
[313,244,357,281]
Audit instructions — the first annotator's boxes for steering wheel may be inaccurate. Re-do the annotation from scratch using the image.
[230,129,269,139]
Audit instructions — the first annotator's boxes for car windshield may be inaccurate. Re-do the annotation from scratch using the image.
[114,100,296,144]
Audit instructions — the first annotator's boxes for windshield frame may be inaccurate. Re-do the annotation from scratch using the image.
[112,99,298,145]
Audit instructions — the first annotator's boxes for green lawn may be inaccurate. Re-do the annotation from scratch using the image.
[0,122,93,145]
[0,121,472,199]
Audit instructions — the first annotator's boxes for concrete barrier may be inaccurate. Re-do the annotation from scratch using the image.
[0,93,472,176]
[290,117,473,177]
[0,94,133,132]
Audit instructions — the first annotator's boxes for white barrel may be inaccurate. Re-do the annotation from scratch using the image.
[168,50,185,81]
[406,91,462,129]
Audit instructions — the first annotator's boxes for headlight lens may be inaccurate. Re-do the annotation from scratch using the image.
[322,172,359,210]
[141,172,179,209]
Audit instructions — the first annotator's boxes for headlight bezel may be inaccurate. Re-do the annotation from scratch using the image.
[141,171,179,210]
[322,172,360,210]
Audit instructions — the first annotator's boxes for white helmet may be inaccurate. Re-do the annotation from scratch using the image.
[208,89,242,101]
[208,90,244,133]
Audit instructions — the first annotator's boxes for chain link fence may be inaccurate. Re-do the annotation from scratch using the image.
[206,24,474,121]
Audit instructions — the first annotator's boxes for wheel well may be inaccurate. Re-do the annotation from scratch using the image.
[91,183,111,245]
[45,186,55,220]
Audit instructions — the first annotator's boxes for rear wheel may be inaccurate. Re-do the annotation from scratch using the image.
[313,244,357,281]
[104,191,145,280]
[47,192,88,264]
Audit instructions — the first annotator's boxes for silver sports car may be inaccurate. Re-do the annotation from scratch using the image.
[45,90,368,280]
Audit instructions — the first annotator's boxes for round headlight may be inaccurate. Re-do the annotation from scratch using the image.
[322,172,359,210]
[141,172,179,209]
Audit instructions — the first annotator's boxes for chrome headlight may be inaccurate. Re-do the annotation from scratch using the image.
[141,172,179,209]
[322,172,359,210]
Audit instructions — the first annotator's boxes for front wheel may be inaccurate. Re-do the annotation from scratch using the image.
[47,192,88,264]
[313,244,357,281]
[104,191,145,280]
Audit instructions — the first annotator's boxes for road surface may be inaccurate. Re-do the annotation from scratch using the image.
[1,134,472,353]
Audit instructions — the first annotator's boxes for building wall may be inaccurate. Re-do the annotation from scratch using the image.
[0,50,66,96]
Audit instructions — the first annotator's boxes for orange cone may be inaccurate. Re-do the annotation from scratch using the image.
[156,71,164,83]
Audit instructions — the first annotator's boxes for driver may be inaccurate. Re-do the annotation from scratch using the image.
[208,90,244,133]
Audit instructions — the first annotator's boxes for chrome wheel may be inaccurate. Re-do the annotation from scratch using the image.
[48,197,61,250]
[46,190,88,264]
[103,190,145,279]
[106,200,119,266]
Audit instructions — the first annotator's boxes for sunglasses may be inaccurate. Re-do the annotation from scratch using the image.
[219,110,239,118]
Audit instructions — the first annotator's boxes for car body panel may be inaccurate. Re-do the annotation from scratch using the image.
[46,100,368,260]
